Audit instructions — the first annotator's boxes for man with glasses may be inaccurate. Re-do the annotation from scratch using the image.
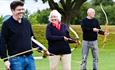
[0,1,36,70]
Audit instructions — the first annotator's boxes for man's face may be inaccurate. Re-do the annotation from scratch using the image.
[87,9,95,18]
[89,11,95,18]
[12,6,24,19]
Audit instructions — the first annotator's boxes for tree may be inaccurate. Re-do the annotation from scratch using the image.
[28,9,50,24]
[0,16,3,24]
[20,0,87,24]
[80,2,92,19]
[36,9,50,24]
[42,0,87,24]
[24,9,30,18]
[91,0,114,6]
[95,4,115,25]
[28,12,38,24]
[90,0,115,25]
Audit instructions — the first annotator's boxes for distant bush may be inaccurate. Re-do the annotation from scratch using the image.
[0,16,3,24]
[29,9,51,25]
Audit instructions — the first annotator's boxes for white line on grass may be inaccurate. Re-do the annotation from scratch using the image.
[34,56,43,60]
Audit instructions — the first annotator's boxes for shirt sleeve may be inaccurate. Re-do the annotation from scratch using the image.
[27,20,37,48]
[0,22,9,61]
[65,24,71,38]
[28,20,43,50]
[96,19,101,29]
[96,19,104,35]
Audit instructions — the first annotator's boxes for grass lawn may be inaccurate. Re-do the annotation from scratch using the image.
[0,25,115,70]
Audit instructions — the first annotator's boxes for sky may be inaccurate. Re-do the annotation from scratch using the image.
[0,0,49,16]
[0,0,115,16]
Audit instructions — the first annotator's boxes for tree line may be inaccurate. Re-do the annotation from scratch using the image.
[28,1,115,25]
[0,0,115,25]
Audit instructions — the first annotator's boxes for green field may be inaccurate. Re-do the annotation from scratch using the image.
[0,25,115,70]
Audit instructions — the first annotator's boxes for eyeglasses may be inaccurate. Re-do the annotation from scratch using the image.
[15,8,25,11]
[51,19,57,21]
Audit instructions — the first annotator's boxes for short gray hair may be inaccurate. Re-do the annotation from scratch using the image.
[48,10,62,22]
[87,8,95,14]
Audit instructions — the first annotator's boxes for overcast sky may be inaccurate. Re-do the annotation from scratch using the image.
[0,0,115,16]
[0,0,49,16]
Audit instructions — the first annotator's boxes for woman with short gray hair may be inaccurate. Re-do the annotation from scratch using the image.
[46,10,75,70]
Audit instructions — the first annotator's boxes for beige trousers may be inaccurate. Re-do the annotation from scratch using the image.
[49,54,71,70]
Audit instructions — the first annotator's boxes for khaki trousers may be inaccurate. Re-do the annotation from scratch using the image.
[49,54,71,70]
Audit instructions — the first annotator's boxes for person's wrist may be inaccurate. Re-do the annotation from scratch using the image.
[4,60,10,70]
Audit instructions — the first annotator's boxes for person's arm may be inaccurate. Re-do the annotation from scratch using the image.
[0,22,9,61]
[28,20,43,51]
[64,25,77,43]
[29,23,50,56]
[0,32,1,58]
[0,21,10,70]
[96,20,105,35]
[65,24,71,38]
[46,24,64,41]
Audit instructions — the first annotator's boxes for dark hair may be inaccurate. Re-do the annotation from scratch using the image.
[10,1,24,10]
